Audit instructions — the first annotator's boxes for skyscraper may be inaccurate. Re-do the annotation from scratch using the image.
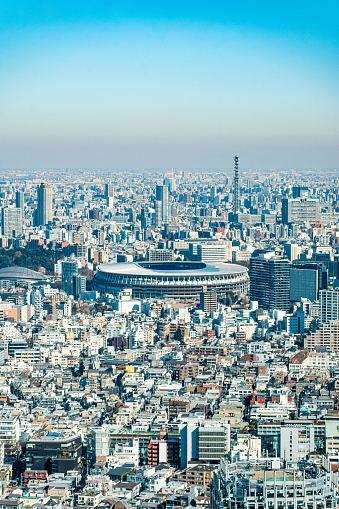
[292,261,328,296]
[105,183,114,209]
[292,186,309,199]
[15,191,24,211]
[140,208,147,230]
[319,289,339,324]
[155,184,170,225]
[36,183,53,226]
[155,200,162,227]
[250,251,290,311]
[164,176,176,193]
[105,183,114,197]
[290,267,318,302]
[61,261,79,296]
[283,243,302,261]
[281,196,320,224]
[1,207,22,238]
[73,275,86,299]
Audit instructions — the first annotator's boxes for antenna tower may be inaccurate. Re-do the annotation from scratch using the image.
[233,155,239,213]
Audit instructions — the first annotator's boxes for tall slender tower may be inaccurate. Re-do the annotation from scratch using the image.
[233,155,239,214]
[155,184,170,225]
[15,191,24,211]
[36,183,53,226]
[105,183,114,209]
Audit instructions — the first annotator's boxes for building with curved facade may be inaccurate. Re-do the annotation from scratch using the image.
[0,266,48,283]
[93,261,249,299]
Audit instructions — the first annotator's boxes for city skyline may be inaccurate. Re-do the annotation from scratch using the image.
[0,157,336,500]
[1,1,338,169]
[0,0,339,495]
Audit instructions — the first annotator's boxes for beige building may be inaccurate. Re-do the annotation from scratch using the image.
[305,321,339,352]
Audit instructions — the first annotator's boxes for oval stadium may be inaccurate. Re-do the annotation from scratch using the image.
[93,261,249,299]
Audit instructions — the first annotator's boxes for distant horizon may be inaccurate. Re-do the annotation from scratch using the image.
[0,166,337,173]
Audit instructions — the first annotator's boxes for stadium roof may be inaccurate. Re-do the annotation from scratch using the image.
[0,266,48,281]
[97,261,248,276]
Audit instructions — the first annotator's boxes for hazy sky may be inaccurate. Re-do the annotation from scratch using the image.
[1,1,338,169]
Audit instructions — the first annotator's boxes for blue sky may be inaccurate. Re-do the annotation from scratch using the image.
[0,1,338,169]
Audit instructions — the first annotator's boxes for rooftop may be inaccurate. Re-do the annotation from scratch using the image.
[0,266,48,282]
[97,261,248,276]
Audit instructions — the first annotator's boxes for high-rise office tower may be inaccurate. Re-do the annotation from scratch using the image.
[164,177,176,193]
[250,251,290,311]
[292,262,328,293]
[105,183,114,198]
[15,191,24,211]
[155,201,162,228]
[319,289,339,324]
[73,275,86,299]
[140,208,147,230]
[293,186,309,199]
[290,262,327,303]
[105,183,114,209]
[36,183,53,226]
[284,243,302,261]
[156,184,170,225]
[1,207,22,238]
[290,267,318,303]
[61,261,79,296]
[281,196,320,224]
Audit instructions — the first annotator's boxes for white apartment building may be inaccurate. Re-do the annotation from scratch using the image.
[110,439,139,467]
[280,425,315,462]
[0,416,20,449]
[231,435,261,462]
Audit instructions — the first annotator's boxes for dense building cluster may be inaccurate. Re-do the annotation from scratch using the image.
[0,165,337,508]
